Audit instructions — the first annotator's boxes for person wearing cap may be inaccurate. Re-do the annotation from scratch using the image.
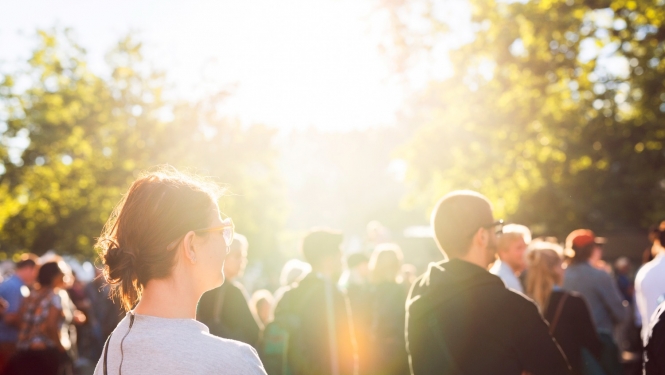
[406,190,571,375]
[563,229,627,375]
[271,228,357,375]
[635,221,665,342]
[489,224,531,293]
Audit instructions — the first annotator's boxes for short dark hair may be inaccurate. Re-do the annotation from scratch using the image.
[301,228,343,267]
[15,253,38,270]
[37,261,64,287]
[571,243,595,263]
[431,190,494,258]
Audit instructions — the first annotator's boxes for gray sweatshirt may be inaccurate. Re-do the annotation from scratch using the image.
[94,313,267,375]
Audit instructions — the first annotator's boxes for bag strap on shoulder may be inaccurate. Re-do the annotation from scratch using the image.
[549,293,568,335]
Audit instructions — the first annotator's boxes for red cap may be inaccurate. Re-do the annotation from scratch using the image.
[565,229,606,250]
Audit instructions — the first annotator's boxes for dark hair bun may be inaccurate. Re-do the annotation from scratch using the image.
[103,244,136,284]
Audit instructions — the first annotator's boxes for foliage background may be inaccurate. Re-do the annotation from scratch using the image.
[1,0,664,265]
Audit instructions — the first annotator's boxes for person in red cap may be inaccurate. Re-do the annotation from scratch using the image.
[563,229,628,375]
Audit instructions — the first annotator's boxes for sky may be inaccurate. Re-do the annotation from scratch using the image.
[0,0,415,132]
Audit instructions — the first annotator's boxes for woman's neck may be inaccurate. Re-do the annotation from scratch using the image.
[134,276,200,319]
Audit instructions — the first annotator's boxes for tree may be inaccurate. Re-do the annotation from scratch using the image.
[385,0,665,236]
[0,30,285,258]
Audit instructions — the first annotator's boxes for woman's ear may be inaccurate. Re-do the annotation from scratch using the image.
[182,231,197,264]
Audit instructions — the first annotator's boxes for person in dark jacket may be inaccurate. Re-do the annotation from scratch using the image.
[525,244,602,375]
[367,243,409,375]
[341,252,372,375]
[273,228,357,375]
[644,300,665,375]
[405,190,571,375]
[197,234,260,346]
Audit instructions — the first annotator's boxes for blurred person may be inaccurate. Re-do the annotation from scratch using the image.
[0,253,38,372]
[406,190,571,375]
[636,223,665,342]
[613,257,642,356]
[66,272,92,366]
[489,224,531,293]
[563,229,628,375]
[339,253,369,293]
[643,300,665,374]
[280,259,311,287]
[367,243,408,375]
[339,252,371,375]
[268,228,357,375]
[525,245,602,375]
[197,234,261,347]
[5,261,84,375]
[93,169,266,375]
[250,290,274,328]
[614,257,634,303]
[366,221,391,248]
[83,269,122,362]
[642,223,661,265]
[400,263,418,287]
[272,259,312,303]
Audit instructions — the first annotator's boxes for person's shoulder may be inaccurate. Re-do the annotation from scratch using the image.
[0,276,20,290]
[576,264,611,282]
[637,258,665,281]
[0,280,18,298]
[501,288,542,318]
[201,334,265,372]
[50,289,64,308]
[563,290,584,301]
[561,291,590,309]
[202,331,250,350]
[503,287,534,304]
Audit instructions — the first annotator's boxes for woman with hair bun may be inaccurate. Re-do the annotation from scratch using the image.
[93,168,266,375]
[525,245,602,375]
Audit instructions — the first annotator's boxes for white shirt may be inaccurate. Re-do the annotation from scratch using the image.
[490,259,524,293]
[636,252,665,340]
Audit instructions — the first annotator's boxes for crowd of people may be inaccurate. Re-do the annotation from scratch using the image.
[0,169,663,375]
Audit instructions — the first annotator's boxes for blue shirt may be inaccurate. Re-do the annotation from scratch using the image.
[0,275,26,343]
[489,259,524,293]
[563,262,627,333]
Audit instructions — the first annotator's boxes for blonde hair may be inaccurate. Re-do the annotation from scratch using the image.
[525,247,563,312]
[369,243,403,284]
[497,224,531,252]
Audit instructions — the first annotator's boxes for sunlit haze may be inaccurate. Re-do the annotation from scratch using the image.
[1,0,413,131]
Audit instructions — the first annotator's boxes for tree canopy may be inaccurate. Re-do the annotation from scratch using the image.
[0,30,284,259]
[388,0,665,236]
